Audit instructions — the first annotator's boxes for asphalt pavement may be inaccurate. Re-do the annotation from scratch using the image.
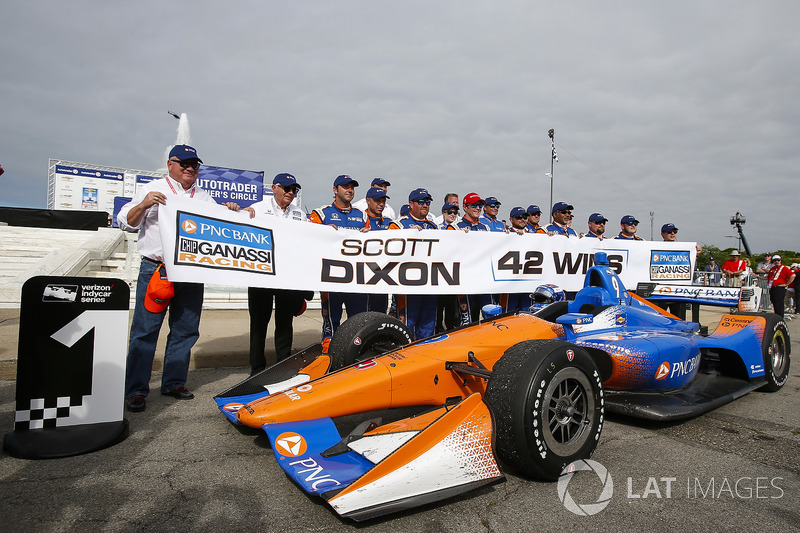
[1,307,799,532]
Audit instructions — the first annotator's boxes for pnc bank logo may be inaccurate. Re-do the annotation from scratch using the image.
[655,362,670,380]
[181,219,198,233]
[275,432,308,457]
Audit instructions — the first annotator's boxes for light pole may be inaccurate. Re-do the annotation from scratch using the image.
[548,129,556,221]
[729,211,752,256]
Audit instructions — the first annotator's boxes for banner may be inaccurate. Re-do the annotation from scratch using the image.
[158,197,696,295]
[196,165,264,207]
[52,164,125,213]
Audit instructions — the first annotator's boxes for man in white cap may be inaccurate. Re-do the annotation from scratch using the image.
[765,255,795,318]
[721,250,746,287]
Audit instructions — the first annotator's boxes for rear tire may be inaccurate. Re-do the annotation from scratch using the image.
[328,312,413,370]
[485,340,604,480]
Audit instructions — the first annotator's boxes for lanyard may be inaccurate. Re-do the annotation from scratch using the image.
[165,177,195,198]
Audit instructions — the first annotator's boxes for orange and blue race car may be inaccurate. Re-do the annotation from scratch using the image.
[214,252,790,521]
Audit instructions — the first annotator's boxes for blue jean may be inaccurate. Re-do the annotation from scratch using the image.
[125,259,204,398]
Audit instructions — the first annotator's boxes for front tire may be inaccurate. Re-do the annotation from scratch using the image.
[485,340,604,480]
[328,312,413,370]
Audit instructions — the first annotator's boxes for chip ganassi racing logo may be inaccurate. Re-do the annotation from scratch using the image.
[275,432,308,457]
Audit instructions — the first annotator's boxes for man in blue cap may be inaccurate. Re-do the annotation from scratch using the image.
[363,186,392,312]
[615,215,644,240]
[508,206,533,234]
[118,145,246,412]
[525,205,547,234]
[310,175,369,352]
[480,196,507,232]
[546,201,578,237]
[245,173,311,375]
[389,188,438,338]
[584,213,608,239]
[661,223,679,242]
[353,177,396,220]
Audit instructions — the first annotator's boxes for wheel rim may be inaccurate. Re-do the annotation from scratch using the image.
[770,329,788,376]
[541,367,596,456]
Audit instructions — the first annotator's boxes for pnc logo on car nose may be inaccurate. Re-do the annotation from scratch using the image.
[654,362,670,380]
[275,432,308,457]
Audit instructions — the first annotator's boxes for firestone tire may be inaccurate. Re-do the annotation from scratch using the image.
[738,312,791,392]
[328,312,414,370]
[485,340,605,480]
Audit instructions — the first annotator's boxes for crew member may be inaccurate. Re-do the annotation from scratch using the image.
[245,173,310,376]
[310,175,368,351]
[547,202,578,237]
[615,215,644,240]
[363,186,392,313]
[479,196,506,232]
[389,188,439,338]
[583,213,607,239]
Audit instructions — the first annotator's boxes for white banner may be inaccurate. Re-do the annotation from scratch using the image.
[158,197,697,294]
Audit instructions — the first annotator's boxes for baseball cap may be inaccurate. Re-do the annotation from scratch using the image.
[510,206,527,218]
[168,144,202,163]
[273,173,300,189]
[588,213,608,223]
[709,256,715,261]
[442,202,459,212]
[366,186,389,199]
[661,223,678,232]
[552,201,574,213]
[333,174,359,187]
[144,265,174,313]
[621,214,639,225]
[408,188,432,202]
[772,254,781,261]
[400,204,410,216]
[527,204,542,215]
[463,192,484,205]
[371,177,391,187]
[484,196,501,206]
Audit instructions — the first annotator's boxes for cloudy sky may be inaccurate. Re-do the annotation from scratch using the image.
[1,1,798,253]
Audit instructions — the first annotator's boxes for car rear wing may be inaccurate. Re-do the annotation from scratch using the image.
[635,282,761,312]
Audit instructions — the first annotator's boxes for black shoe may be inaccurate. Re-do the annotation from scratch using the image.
[161,385,194,400]
[127,394,146,412]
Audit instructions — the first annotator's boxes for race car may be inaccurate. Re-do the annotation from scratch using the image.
[214,252,789,521]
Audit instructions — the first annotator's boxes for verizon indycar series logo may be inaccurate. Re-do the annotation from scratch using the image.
[650,251,692,281]
[174,211,275,275]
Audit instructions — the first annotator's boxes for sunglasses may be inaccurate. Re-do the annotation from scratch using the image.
[445,210,459,215]
[557,210,572,215]
[664,229,678,234]
[465,203,483,208]
[277,184,299,194]
[169,159,200,170]
[624,222,638,226]
[591,221,606,225]
[413,200,431,206]
[486,203,500,208]
[511,215,527,220]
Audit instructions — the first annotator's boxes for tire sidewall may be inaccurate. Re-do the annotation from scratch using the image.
[329,312,413,369]
[762,315,790,391]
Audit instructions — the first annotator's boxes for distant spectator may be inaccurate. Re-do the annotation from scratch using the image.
[615,215,644,240]
[704,256,722,286]
[480,196,507,232]
[352,177,396,220]
[766,255,795,317]
[786,263,798,314]
[721,250,746,287]
[583,213,608,239]
[756,253,772,276]
[546,201,578,237]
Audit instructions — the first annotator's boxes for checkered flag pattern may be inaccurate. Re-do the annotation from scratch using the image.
[14,395,84,431]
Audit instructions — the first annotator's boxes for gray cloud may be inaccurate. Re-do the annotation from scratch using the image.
[1,1,798,252]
